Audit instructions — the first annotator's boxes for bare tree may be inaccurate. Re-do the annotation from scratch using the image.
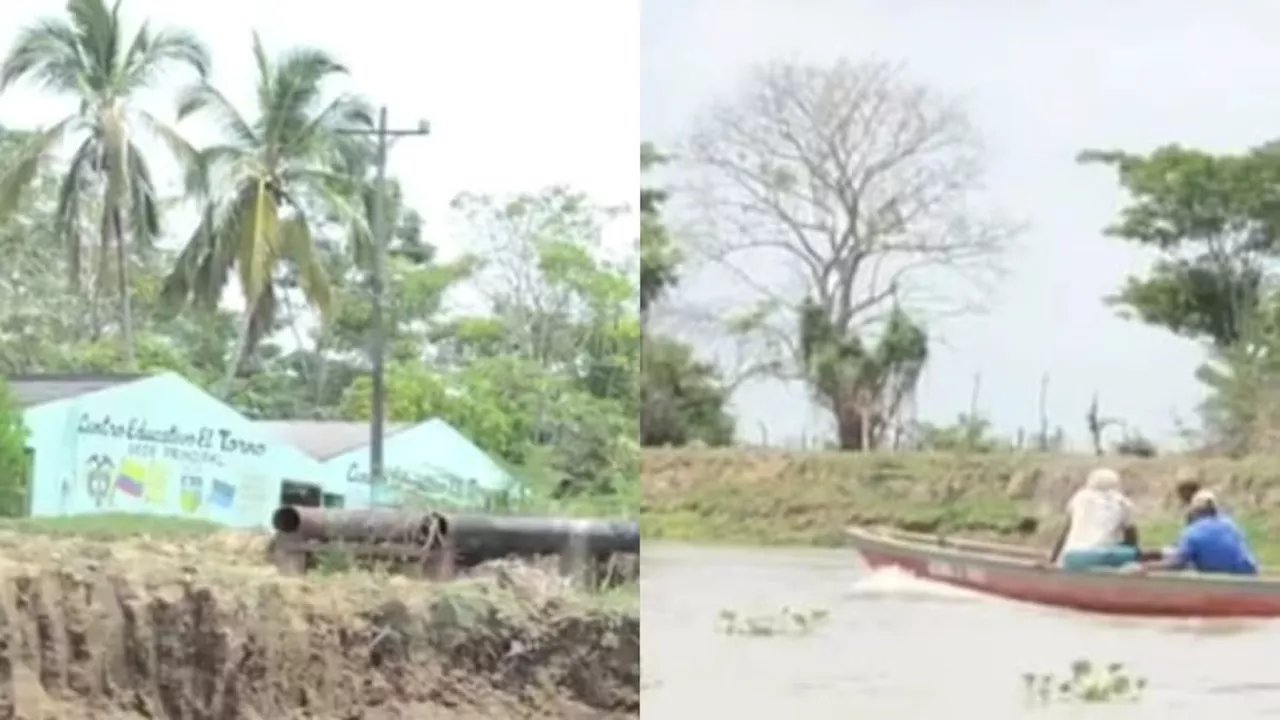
[450,187,628,366]
[679,57,1017,448]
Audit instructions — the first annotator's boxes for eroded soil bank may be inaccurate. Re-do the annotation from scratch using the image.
[641,449,1280,549]
[0,532,638,719]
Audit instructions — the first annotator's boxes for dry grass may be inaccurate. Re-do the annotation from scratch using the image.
[641,449,1280,555]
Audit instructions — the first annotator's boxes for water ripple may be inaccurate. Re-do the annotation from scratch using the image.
[642,543,1280,719]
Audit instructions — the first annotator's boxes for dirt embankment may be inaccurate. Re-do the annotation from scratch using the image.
[641,449,1280,546]
[0,532,638,719]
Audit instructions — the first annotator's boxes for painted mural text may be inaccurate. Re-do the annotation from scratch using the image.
[348,463,486,504]
[76,415,267,458]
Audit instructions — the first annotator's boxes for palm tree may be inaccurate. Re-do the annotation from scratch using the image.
[0,0,211,369]
[162,33,373,391]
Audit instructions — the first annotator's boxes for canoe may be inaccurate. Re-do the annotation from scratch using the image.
[846,526,1280,618]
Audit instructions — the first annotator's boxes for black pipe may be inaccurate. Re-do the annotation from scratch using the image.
[443,515,639,561]
[271,506,444,545]
[270,506,639,562]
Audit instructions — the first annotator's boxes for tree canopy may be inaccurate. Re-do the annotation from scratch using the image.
[639,143,734,448]
[1083,143,1280,453]
[676,58,1015,450]
[1079,145,1280,348]
[0,0,644,515]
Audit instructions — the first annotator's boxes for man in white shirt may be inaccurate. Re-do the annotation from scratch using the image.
[1048,467,1141,571]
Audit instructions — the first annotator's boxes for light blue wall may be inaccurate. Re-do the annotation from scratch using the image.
[325,418,518,509]
[23,373,331,528]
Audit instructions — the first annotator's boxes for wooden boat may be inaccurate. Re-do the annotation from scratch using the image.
[846,526,1280,618]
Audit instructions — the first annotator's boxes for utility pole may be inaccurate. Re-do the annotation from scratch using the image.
[340,107,430,499]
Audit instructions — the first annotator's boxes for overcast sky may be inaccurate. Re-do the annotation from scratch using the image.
[641,0,1280,449]
[0,0,637,297]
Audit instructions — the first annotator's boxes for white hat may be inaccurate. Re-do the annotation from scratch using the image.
[1085,467,1121,492]
[1189,489,1217,511]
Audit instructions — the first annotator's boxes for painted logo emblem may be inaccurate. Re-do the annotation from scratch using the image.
[83,454,114,508]
[180,474,204,514]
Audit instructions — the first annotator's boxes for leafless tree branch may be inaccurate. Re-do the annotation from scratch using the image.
[679,57,1019,354]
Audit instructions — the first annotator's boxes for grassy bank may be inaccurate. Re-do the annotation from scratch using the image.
[641,449,1280,564]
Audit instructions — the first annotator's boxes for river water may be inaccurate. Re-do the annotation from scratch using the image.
[641,543,1280,719]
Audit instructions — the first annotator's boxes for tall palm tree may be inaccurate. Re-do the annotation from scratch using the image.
[0,0,211,369]
[162,33,373,391]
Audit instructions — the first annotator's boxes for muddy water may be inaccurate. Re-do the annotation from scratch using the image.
[641,544,1280,719]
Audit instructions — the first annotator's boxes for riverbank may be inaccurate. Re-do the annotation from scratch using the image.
[641,449,1280,562]
[0,528,639,719]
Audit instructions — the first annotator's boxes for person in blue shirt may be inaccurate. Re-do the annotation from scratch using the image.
[1136,490,1258,576]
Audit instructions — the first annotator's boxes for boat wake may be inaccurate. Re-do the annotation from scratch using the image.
[1087,615,1277,636]
[844,566,986,603]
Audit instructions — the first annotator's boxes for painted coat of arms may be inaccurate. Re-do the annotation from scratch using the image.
[83,454,114,508]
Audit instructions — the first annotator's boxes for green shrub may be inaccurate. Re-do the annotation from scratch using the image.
[0,378,28,517]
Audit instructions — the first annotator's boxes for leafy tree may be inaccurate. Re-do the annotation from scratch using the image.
[641,337,734,447]
[446,188,639,490]
[1193,302,1280,454]
[0,127,93,368]
[799,299,928,450]
[916,414,1004,453]
[163,33,372,387]
[639,145,734,447]
[0,378,29,516]
[0,126,238,378]
[639,142,680,318]
[1085,144,1280,452]
[0,6,638,517]
[341,356,635,498]
[1113,433,1158,458]
[0,0,211,368]
[449,187,632,375]
[1078,145,1280,347]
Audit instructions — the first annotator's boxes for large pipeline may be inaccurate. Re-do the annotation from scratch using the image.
[270,506,639,564]
[444,514,640,562]
[271,506,444,545]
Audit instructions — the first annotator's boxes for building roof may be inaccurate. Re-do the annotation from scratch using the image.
[6,374,144,408]
[255,420,410,460]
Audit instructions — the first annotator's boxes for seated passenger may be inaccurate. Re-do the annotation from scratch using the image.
[1138,490,1258,576]
[1051,468,1140,571]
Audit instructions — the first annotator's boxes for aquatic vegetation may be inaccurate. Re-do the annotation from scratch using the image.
[715,606,830,637]
[1023,659,1146,705]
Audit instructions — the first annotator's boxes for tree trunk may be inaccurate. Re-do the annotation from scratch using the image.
[67,226,81,294]
[833,387,867,451]
[111,208,136,370]
[835,411,865,451]
[831,384,890,452]
[221,308,255,398]
[90,218,110,342]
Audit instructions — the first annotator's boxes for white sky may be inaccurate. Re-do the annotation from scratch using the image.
[643,0,1280,449]
[0,0,638,288]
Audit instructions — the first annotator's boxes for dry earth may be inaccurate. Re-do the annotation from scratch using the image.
[0,532,639,719]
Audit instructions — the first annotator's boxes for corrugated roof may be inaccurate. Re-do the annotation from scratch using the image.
[255,420,410,460]
[6,374,144,408]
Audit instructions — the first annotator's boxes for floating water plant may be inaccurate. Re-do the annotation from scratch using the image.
[716,606,830,637]
[1023,659,1146,705]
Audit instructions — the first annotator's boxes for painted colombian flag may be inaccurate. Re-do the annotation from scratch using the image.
[115,458,148,498]
[115,473,143,497]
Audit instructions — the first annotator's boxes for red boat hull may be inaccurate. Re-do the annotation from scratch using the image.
[848,527,1280,618]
